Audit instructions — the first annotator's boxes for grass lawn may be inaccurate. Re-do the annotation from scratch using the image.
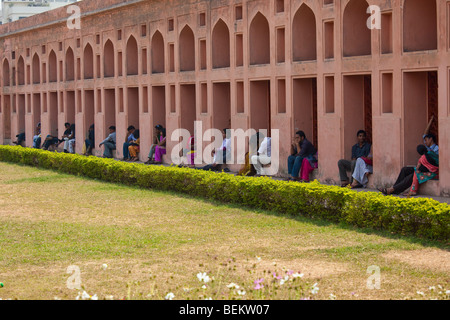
[0,162,448,300]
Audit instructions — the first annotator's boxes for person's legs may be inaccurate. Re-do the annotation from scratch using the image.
[291,156,305,178]
[392,174,414,195]
[103,142,115,158]
[63,138,70,152]
[68,139,75,153]
[123,142,131,160]
[252,155,263,175]
[338,159,353,185]
[287,155,296,175]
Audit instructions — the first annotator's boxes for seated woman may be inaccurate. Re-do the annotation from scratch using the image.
[152,127,166,164]
[298,153,318,183]
[32,123,41,149]
[408,145,439,196]
[128,130,140,162]
[379,145,438,196]
[145,125,164,164]
[350,146,373,189]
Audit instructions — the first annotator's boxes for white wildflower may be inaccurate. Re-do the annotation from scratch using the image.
[329,294,336,300]
[197,272,211,283]
[81,291,91,300]
[416,291,425,296]
[226,283,240,289]
[292,273,304,278]
[91,294,98,300]
[311,283,319,295]
[102,264,108,270]
[237,290,246,296]
[165,292,175,300]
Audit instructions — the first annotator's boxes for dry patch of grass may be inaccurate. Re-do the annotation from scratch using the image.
[0,162,448,300]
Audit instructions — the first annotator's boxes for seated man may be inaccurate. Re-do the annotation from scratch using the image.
[337,130,371,187]
[251,134,271,176]
[60,122,72,153]
[83,124,95,156]
[198,129,231,171]
[423,116,439,154]
[32,123,41,149]
[67,124,76,154]
[42,134,60,151]
[287,131,316,181]
[122,125,136,161]
[99,126,117,158]
[13,132,26,147]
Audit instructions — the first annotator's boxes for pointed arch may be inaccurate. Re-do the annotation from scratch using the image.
[32,53,40,84]
[66,47,75,81]
[179,25,195,71]
[104,40,115,77]
[343,0,371,57]
[126,35,139,75]
[17,56,25,85]
[84,43,94,79]
[48,50,57,82]
[403,0,437,52]
[212,19,230,68]
[2,59,10,86]
[292,4,317,61]
[249,12,270,65]
[151,30,165,74]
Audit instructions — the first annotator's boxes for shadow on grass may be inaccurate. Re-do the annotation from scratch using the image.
[2,162,449,251]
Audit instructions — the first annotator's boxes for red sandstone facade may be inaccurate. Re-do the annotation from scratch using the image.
[0,0,448,196]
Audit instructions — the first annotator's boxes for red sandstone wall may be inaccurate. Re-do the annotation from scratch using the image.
[0,0,449,196]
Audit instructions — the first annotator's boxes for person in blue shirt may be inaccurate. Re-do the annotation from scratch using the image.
[122,125,136,161]
[338,130,371,187]
[99,126,117,158]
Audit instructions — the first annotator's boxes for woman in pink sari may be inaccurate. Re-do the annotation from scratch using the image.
[153,126,166,164]
[299,153,318,182]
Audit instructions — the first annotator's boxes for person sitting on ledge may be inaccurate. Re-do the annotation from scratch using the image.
[145,125,165,164]
[99,126,116,158]
[152,126,167,165]
[286,131,316,181]
[337,130,371,187]
[122,125,136,161]
[83,124,95,156]
[32,123,41,149]
[60,122,72,153]
[298,152,318,183]
[198,129,231,172]
[379,145,439,197]
[67,124,76,154]
[128,129,140,162]
[251,134,272,177]
[13,132,26,147]
[350,145,373,189]
[423,116,439,155]
[42,133,60,151]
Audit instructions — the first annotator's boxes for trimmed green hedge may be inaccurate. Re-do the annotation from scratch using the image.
[0,145,449,240]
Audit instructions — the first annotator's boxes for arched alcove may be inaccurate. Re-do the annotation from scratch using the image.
[48,50,57,82]
[212,19,230,68]
[66,47,75,81]
[343,0,371,57]
[151,31,165,74]
[32,53,40,84]
[17,56,25,85]
[179,25,196,72]
[104,40,115,77]
[292,4,317,61]
[84,44,94,79]
[2,59,10,86]
[249,12,270,65]
[126,35,139,75]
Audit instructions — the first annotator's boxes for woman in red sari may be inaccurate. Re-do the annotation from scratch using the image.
[408,145,439,196]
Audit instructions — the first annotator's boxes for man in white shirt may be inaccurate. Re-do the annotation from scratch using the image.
[251,136,271,176]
